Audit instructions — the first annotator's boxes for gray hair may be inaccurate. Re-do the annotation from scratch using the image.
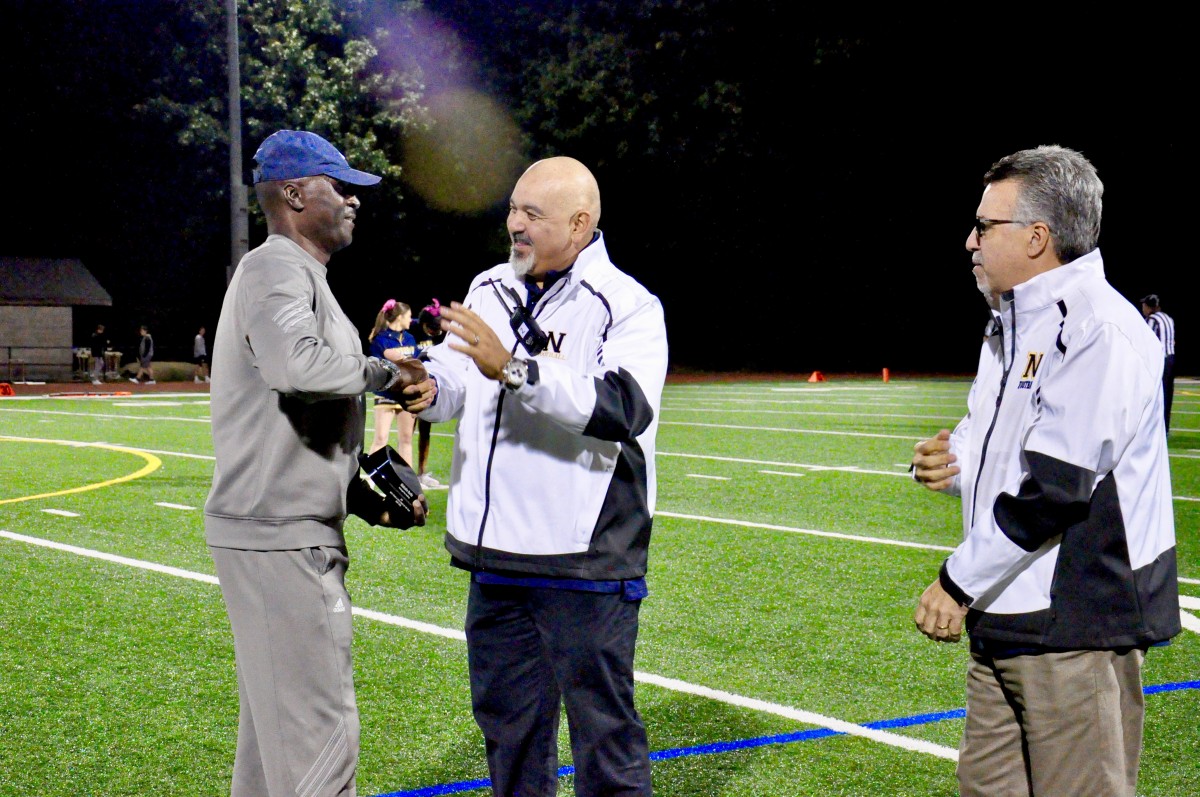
[983,145,1103,263]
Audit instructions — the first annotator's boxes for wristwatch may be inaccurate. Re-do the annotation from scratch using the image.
[371,356,404,391]
[500,357,529,391]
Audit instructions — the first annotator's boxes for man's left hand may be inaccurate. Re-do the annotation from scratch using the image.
[914,579,968,643]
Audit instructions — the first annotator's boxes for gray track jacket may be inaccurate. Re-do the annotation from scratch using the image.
[204,235,393,550]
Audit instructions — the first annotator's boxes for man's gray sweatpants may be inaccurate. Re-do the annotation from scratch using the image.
[211,545,359,797]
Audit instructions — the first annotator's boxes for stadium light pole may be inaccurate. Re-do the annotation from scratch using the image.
[226,0,249,286]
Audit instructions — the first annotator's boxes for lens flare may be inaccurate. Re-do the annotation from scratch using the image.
[401,88,525,213]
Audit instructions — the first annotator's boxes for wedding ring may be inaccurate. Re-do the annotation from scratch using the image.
[473,334,480,345]
[936,624,950,630]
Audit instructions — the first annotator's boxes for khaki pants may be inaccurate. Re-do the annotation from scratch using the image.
[958,648,1145,797]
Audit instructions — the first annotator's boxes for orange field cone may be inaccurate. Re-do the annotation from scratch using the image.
[807,371,825,383]
[882,368,890,382]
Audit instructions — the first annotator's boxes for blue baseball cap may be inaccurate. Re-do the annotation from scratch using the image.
[252,130,382,186]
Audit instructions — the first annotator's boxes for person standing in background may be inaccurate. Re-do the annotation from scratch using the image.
[366,299,418,459]
[911,145,1179,797]
[1140,294,1176,433]
[130,324,154,384]
[410,299,445,488]
[194,325,210,383]
[88,323,107,385]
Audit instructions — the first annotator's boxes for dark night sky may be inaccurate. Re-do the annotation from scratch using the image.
[4,3,1191,376]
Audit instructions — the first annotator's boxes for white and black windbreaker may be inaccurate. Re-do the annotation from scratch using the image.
[420,232,668,579]
[941,249,1180,649]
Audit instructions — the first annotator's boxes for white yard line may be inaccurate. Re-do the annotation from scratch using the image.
[661,420,918,441]
[661,450,911,477]
[663,405,964,422]
[655,511,956,552]
[635,673,958,760]
[0,407,210,423]
[0,528,959,760]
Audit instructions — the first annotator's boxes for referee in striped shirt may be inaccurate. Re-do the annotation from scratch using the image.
[1141,294,1177,432]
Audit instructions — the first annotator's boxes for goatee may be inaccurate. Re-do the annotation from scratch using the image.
[510,248,533,279]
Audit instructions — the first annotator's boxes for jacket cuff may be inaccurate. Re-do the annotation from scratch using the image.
[939,560,973,607]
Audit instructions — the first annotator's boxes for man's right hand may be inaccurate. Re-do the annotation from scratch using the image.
[381,494,429,528]
[386,374,437,413]
[384,358,428,390]
[911,429,960,491]
[377,357,436,412]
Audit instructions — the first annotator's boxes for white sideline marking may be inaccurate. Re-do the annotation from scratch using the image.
[0,528,959,760]
[155,502,197,510]
[662,420,917,441]
[1181,577,1200,586]
[659,451,912,478]
[115,401,185,407]
[353,607,467,641]
[634,673,958,760]
[760,470,805,478]
[1,529,219,585]
[1179,596,1200,611]
[662,404,963,423]
[1181,612,1200,634]
[662,405,960,422]
[41,509,79,517]
[656,511,956,552]
[686,474,730,481]
[0,407,210,423]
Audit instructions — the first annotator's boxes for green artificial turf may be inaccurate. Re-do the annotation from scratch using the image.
[1,378,1196,796]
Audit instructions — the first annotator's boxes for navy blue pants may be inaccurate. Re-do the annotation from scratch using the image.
[465,580,652,797]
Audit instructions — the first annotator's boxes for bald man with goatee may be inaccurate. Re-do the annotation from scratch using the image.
[400,156,668,796]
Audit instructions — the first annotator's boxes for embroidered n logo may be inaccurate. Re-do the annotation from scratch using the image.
[1022,352,1044,379]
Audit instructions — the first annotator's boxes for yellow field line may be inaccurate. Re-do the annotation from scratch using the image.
[0,435,162,504]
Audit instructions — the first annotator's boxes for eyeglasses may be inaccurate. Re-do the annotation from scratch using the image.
[972,218,1033,240]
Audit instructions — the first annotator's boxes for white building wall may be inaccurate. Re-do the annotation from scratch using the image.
[0,305,74,381]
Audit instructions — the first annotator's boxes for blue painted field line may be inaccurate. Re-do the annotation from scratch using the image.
[370,681,1198,797]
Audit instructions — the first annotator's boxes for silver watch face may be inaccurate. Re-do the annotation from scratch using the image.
[504,359,527,387]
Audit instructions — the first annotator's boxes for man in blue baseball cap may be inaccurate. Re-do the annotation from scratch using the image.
[252,129,383,186]
[205,130,425,797]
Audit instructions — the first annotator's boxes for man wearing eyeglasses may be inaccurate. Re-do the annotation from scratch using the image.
[909,145,1179,797]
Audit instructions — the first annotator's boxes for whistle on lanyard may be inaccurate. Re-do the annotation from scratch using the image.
[491,282,549,356]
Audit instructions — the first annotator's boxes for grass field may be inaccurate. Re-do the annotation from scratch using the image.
[1,375,1196,796]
